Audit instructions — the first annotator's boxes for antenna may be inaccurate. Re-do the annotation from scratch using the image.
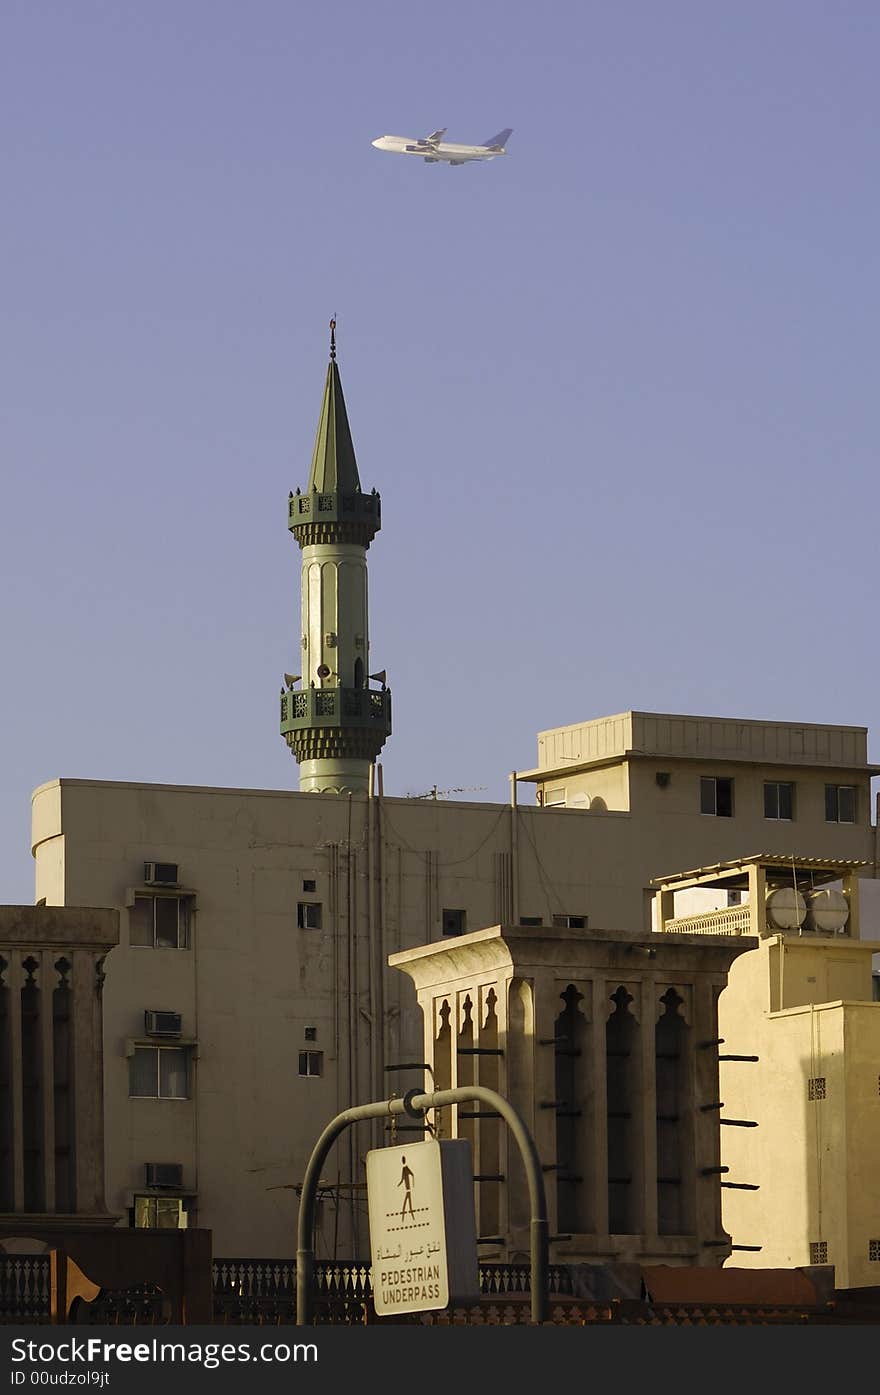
[405,785,488,801]
[329,316,337,361]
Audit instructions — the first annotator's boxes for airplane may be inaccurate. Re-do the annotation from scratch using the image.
[371,127,513,166]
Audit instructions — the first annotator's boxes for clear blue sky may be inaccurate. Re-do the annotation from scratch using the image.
[2,1,878,902]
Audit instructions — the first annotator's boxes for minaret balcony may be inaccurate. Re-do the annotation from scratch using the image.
[288,491,381,546]
[280,685,392,736]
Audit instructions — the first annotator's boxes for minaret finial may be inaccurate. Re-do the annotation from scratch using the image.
[329,316,337,362]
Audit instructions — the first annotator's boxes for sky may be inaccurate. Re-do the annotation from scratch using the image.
[1,0,879,903]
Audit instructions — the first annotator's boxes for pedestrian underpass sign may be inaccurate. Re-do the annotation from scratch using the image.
[366,1138,479,1315]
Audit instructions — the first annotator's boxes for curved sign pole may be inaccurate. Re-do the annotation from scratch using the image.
[296,1085,548,1325]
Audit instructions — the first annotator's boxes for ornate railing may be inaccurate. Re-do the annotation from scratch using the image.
[280,686,391,731]
[0,1254,847,1326]
[0,1255,51,1322]
[210,1258,576,1323]
[662,905,752,936]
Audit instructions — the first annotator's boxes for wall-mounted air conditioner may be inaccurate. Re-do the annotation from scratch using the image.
[145,1163,183,1189]
[144,862,179,886]
[144,1010,182,1038]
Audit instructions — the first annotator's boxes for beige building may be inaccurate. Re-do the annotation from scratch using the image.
[0,904,119,1233]
[653,854,880,1288]
[391,923,753,1268]
[27,710,879,1261]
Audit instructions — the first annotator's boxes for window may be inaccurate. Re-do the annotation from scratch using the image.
[302,879,316,893]
[764,782,794,821]
[130,895,190,949]
[297,902,322,929]
[543,787,566,808]
[304,1026,317,1042]
[700,776,733,817]
[299,1050,323,1077]
[442,908,466,937]
[519,916,543,926]
[727,891,743,906]
[552,914,587,929]
[134,1196,188,1229]
[129,1046,190,1099]
[825,784,856,824]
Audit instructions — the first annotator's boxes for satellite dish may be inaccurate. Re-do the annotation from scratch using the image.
[568,792,590,809]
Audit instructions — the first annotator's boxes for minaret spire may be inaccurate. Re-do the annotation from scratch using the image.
[280,323,392,793]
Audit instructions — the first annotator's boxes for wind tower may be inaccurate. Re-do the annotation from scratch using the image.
[280,321,391,792]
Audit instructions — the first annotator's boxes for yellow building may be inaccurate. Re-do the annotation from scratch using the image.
[652,854,880,1288]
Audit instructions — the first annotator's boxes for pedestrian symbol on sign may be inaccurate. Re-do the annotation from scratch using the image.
[398,1155,415,1219]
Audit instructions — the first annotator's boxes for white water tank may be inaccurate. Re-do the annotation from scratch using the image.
[803,887,849,934]
[765,886,806,931]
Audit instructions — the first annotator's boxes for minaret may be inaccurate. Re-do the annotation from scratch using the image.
[280,322,391,792]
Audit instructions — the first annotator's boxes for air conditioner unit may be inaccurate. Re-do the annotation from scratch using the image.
[144,1010,182,1038]
[144,862,179,886]
[145,1162,183,1189]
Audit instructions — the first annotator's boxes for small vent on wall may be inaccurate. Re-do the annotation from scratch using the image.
[869,1240,880,1263]
[808,1077,826,1100]
[809,1241,829,1265]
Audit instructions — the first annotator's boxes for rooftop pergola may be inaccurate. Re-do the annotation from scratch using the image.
[651,854,871,940]
[650,853,871,897]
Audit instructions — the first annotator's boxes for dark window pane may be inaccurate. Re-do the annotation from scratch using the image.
[297,902,322,930]
[154,898,179,948]
[700,777,716,815]
[763,784,778,819]
[779,783,794,821]
[838,786,856,823]
[442,909,466,936]
[716,778,733,818]
[825,785,838,821]
[130,1047,158,1097]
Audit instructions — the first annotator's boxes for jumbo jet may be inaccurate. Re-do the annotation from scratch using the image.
[371,127,513,165]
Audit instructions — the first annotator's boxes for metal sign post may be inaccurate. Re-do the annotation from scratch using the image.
[296,1085,548,1325]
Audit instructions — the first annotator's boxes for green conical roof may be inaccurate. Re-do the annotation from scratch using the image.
[307,359,362,494]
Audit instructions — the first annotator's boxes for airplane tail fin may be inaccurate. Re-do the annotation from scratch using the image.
[483,127,513,150]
